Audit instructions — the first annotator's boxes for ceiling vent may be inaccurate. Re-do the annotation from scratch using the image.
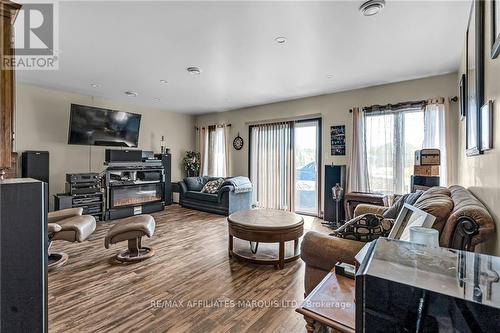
[187,67,201,75]
[359,0,385,16]
[124,91,138,97]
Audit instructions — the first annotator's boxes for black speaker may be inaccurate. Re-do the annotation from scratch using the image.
[155,153,172,205]
[105,149,142,163]
[22,151,49,184]
[54,193,73,210]
[410,175,440,192]
[324,165,346,222]
[0,179,48,332]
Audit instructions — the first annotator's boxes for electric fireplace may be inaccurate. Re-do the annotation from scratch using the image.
[105,166,165,220]
[109,183,163,208]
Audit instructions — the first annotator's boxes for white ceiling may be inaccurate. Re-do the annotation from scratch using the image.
[17,1,471,115]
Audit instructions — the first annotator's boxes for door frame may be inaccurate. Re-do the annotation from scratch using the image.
[247,117,322,217]
[293,118,322,217]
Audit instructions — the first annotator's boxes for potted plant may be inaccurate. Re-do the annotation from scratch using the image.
[182,151,201,177]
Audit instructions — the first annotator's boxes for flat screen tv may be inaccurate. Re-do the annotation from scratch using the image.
[68,104,141,147]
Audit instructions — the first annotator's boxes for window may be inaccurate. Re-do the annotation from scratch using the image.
[209,126,226,177]
[294,120,320,215]
[364,107,425,194]
[200,125,230,177]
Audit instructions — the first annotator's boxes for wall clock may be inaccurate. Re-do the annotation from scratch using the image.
[233,133,244,150]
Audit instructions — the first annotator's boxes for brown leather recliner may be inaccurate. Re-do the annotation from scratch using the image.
[301,185,496,295]
[48,207,96,270]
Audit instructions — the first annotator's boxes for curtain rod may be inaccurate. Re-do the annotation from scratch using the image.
[350,96,458,113]
[245,113,322,126]
[362,99,427,113]
[195,124,231,130]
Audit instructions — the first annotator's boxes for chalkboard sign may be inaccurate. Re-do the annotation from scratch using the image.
[331,125,346,155]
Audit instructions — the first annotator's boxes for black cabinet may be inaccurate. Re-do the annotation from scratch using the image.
[0,179,48,333]
[155,153,172,205]
[323,165,346,222]
[54,192,104,221]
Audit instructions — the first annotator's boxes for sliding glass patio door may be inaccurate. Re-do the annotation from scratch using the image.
[294,120,320,215]
[249,118,321,216]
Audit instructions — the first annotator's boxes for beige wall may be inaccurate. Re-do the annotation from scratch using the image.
[15,84,195,208]
[196,73,459,214]
[457,3,500,256]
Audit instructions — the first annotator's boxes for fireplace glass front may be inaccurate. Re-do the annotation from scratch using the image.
[110,183,163,208]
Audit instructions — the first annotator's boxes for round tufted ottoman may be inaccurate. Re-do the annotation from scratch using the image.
[104,214,156,262]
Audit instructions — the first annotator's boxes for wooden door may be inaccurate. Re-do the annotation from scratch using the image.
[0,1,21,171]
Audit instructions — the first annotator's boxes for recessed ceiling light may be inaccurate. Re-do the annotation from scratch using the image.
[187,67,201,75]
[124,91,138,97]
[153,98,160,102]
[90,83,100,88]
[359,0,385,16]
[275,36,287,44]
[327,74,334,79]
[159,79,168,84]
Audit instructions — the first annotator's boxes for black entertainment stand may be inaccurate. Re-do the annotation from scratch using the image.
[55,192,105,221]
[54,151,172,221]
[104,162,165,220]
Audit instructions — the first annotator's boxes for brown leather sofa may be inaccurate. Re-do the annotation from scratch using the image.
[301,185,496,294]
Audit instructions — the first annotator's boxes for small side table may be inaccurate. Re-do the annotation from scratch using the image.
[171,182,180,204]
[296,272,355,333]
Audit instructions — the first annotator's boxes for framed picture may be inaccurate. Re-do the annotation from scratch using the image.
[481,101,493,151]
[330,125,345,155]
[492,0,500,59]
[465,0,485,156]
[459,74,466,120]
[387,204,436,241]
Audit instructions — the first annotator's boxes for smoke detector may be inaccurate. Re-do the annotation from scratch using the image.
[275,37,287,44]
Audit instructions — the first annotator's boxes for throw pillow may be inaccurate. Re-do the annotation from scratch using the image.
[201,178,224,194]
[184,177,205,191]
[331,214,394,242]
[383,191,424,219]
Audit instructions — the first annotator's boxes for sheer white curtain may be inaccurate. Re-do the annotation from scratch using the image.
[250,122,293,210]
[348,107,370,192]
[199,125,230,177]
[364,110,397,193]
[208,126,225,177]
[199,127,209,176]
[423,99,452,185]
[223,125,231,176]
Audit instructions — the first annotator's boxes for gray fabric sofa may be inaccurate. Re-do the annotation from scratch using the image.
[179,176,252,216]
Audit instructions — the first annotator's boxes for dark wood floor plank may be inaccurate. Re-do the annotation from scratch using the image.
[48,205,329,333]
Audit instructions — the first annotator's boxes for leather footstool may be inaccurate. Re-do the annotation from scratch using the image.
[104,214,156,262]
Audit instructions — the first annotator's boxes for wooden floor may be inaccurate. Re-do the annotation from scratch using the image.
[49,205,330,333]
